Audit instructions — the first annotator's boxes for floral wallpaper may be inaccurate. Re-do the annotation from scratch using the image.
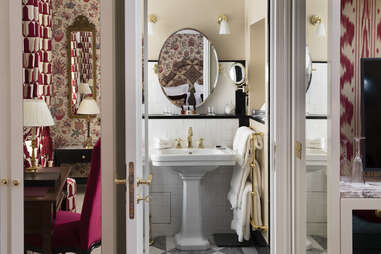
[158,33,204,87]
[340,0,381,175]
[50,0,101,148]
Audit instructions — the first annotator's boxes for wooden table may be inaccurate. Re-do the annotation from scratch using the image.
[24,167,71,254]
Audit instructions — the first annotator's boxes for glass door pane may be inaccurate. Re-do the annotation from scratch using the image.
[305,0,328,253]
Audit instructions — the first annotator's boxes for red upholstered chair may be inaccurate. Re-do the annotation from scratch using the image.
[25,139,102,254]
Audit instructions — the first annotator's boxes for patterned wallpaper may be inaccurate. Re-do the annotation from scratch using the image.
[50,0,100,148]
[340,0,381,175]
[158,33,204,87]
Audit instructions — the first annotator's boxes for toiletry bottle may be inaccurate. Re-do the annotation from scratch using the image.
[181,106,185,115]
[191,105,196,115]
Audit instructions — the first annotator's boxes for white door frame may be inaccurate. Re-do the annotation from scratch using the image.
[327,0,341,253]
[269,0,293,253]
[124,0,144,253]
[100,0,117,253]
[291,0,306,253]
[1,1,24,254]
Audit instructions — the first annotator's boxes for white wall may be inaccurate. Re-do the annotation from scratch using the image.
[148,118,239,237]
[148,62,237,115]
[147,0,246,60]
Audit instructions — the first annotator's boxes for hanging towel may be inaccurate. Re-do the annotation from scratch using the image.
[231,182,252,242]
[252,160,263,227]
[228,127,254,209]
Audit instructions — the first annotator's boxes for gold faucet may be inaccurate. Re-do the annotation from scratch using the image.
[187,127,193,148]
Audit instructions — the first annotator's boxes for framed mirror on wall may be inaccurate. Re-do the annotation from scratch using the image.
[66,15,97,118]
[157,28,219,108]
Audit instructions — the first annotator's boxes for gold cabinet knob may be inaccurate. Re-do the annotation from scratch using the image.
[137,174,152,186]
[82,155,86,159]
[0,179,8,185]
[12,180,20,186]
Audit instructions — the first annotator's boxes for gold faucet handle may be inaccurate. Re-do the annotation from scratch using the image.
[198,138,205,148]
[175,138,183,148]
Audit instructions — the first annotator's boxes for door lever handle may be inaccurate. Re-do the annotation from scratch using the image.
[137,174,152,186]
[114,178,127,185]
[137,194,152,204]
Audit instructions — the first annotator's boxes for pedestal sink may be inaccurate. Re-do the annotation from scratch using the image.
[151,148,236,250]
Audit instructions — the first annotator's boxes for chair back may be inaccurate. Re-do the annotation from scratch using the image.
[80,139,101,250]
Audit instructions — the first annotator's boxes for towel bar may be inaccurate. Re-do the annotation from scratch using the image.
[249,131,268,232]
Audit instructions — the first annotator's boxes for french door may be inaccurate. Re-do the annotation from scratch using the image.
[123,0,151,253]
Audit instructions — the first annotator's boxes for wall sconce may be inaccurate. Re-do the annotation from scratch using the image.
[148,14,158,35]
[217,15,231,35]
[310,15,326,37]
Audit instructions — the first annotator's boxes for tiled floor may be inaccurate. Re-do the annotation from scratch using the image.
[306,235,327,254]
[150,236,269,254]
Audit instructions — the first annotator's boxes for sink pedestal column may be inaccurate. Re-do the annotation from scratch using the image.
[175,174,210,250]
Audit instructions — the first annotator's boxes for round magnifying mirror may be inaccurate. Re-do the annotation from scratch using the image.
[229,63,246,86]
[157,28,219,108]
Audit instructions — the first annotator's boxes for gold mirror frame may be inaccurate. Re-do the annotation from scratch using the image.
[66,15,97,119]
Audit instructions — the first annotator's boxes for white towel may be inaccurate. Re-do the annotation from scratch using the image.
[231,182,252,242]
[153,138,172,149]
[228,127,254,209]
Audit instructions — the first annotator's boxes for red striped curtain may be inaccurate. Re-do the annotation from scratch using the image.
[22,0,53,168]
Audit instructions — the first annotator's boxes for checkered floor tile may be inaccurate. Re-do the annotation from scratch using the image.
[149,236,263,254]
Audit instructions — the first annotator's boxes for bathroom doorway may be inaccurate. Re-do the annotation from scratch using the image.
[125,0,273,253]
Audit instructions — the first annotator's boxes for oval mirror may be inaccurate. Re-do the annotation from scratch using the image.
[158,28,219,108]
[229,63,246,85]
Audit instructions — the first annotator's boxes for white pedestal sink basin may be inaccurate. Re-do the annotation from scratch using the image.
[151,148,236,250]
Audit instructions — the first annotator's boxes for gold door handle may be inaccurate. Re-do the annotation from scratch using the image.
[114,178,127,185]
[137,194,152,204]
[137,174,152,186]
[0,179,8,185]
[12,180,20,186]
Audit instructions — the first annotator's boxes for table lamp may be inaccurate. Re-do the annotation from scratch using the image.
[78,83,92,95]
[77,97,100,149]
[24,99,55,172]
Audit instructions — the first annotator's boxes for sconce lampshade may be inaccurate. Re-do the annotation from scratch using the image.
[77,97,100,115]
[218,15,231,35]
[316,22,326,37]
[24,99,54,127]
[148,14,158,35]
[79,83,92,95]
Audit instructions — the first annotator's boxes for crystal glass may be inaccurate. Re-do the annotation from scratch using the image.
[352,137,365,183]
[340,139,351,181]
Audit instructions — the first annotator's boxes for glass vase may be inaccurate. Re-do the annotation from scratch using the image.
[352,137,365,183]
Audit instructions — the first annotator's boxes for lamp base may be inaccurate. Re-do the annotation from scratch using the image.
[25,166,38,173]
[83,136,94,149]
